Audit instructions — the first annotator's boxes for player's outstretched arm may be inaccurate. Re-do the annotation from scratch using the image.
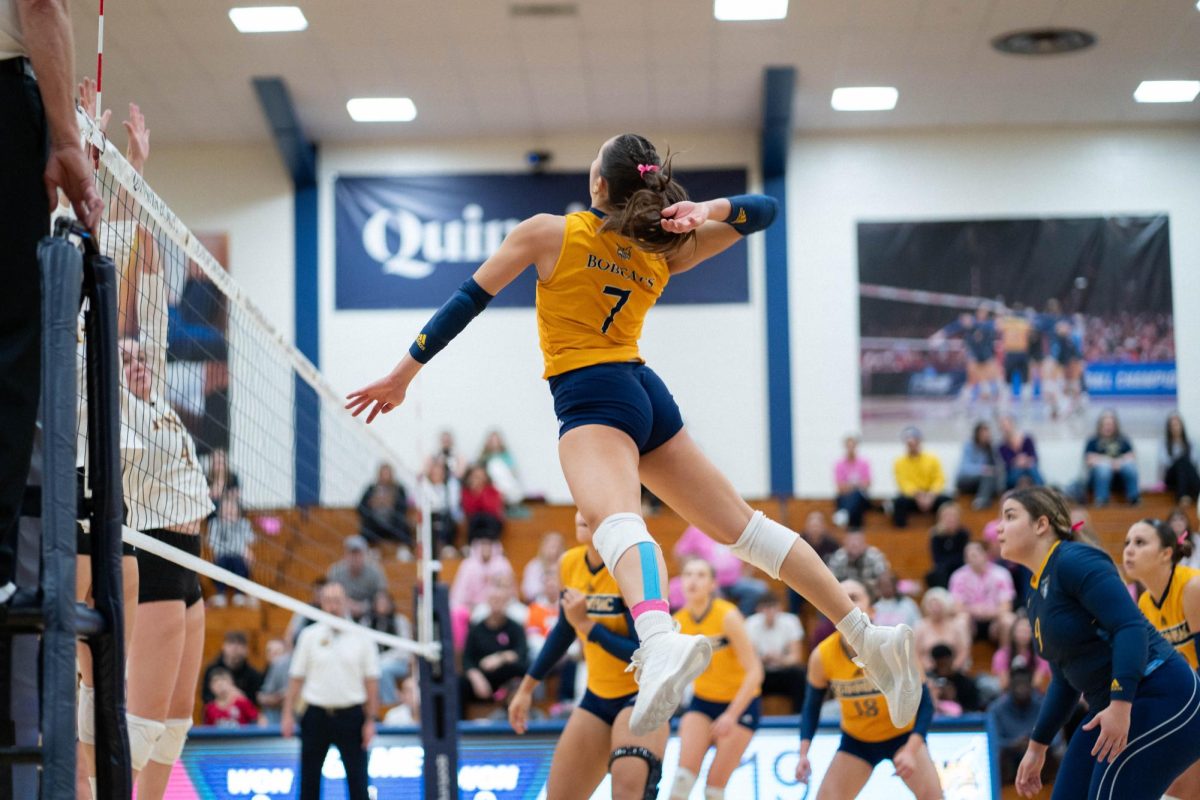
[663,194,779,275]
[345,214,563,423]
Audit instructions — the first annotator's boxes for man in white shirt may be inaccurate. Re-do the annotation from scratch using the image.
[282,581,380,800]
[744,594,807,712]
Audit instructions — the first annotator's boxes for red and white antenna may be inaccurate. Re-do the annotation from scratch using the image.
[95,0,105,118]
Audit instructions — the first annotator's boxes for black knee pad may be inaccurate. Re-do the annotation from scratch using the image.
[609,746,663,800]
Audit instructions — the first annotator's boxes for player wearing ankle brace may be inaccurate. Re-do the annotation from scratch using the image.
[795,580,941,799]
[669,558,763,800]
[350,133,920,737]
[509,513,667,800]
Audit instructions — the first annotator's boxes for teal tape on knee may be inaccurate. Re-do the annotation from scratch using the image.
[637,541,662,600]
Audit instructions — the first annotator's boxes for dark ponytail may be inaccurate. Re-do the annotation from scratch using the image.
[597,134,695,257]
[1141,518,1194,564]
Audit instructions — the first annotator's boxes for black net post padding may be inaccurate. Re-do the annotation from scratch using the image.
[36,232,85,800]
[81,242,132,800]
[415,582,458,800]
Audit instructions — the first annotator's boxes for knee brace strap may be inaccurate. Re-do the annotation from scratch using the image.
[668,764,697,800]
[610,745,664,800]
[77,683,95,746]
[593,513,655,574]
[149,717,192,765]
[728,511,796,580]
[127,714,166,771]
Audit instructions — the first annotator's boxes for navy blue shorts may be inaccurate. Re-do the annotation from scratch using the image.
[578,689,637,727]
[837,731,909,767]
[548,362,684,455]
[685,695,761,732]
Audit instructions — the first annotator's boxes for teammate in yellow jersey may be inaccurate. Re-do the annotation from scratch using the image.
[509,513,668,800]
[668,557,763,800]
[348,134,922,738]
[796,581,941,800]
[1122,518,1200,800]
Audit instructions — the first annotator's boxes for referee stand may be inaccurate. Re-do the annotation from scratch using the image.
[0,223,131,798]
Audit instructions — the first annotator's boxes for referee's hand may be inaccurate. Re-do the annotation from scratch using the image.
[45,143,103,232]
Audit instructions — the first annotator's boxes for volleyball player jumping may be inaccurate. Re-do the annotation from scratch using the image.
[348,134,921,738]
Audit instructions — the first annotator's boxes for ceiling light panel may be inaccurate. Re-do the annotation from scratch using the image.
[229,6,308,33]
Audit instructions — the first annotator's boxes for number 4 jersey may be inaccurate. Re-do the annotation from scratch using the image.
[815,631,914,742]
[536,209,670,379]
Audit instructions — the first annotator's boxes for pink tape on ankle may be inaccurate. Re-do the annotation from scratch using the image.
[631,599,670,619]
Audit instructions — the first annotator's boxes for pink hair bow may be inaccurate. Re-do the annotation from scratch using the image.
[637,164,659,177]
[1071,521,1085,533]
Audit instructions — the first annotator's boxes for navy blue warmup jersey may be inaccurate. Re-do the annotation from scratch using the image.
[1027,540,1176,712]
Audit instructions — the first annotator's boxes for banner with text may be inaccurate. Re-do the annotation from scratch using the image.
[334,169,750,310]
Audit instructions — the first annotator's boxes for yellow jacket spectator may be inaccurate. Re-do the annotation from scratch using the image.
[892,427,951,528]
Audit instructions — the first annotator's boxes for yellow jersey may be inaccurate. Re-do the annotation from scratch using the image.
[1137,564,1200,669]
[814,632,912,742]
[675,598,758,704]
[536,210,670,379]
[559,545,637,698]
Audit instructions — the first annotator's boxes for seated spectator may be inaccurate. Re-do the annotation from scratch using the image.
[1160,412,1200,504]
[256,638,291,725]
[833,434,872,529]
[872,571,920,630]
[207,488,255,607]
[480,429,527,512]
[450,539,514,612]
[470,573,529,626]
[521,531,564,603]
[789,512,840,615]
[205,447,240,513]
[744,594,806,712]
[202,631,263,707]
[989,667,1060,785]
[827,530,890,596]
[928,643,982,713]
[992,614,1050,692]
[357,462,413,553]
[418,460,462,556]
[926,502,969,589]
[525,570,561,659]
[1169,508,1200,570]
[326,535,387,621]
[365,590,414,707]
[949,541,1016,647]
[383,677,420,726]
[669,524,768,615]
[915,587,971,672]
[461,464,505,543]
[1084,409,1140,506]
[461,584,529,714]
[998,415,1043,489]
[892,426,951,527]
[956,421,1004,510]
[202,668,260,728]
[428,428,467,479]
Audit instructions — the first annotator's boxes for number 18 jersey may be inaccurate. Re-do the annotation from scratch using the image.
[536,209,670,379]
[815,631,913,742]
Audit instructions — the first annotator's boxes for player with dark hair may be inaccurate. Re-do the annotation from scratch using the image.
[348,133,922,736]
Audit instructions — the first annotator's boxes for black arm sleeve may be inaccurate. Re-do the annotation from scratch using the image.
[587,614,639,664]
[528,610,576,681]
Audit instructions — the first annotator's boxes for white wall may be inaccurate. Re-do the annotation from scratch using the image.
[317,133,768,502]
[788,124,1200,497]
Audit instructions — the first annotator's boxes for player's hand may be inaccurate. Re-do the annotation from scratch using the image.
[1015,743,1046,797]
[794,753,812,784]
[659,200,710,234]
[45,144,104,231]
[124,102,151,173]
[710,712,737,739]
[892,737,923,780]
[561,589,591,632]
[1084,700,1130,763]
[508,688,532,735]
[345,361,416,423]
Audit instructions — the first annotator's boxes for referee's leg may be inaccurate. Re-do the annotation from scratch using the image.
[332,706,370,800]
[299,707,334,800]
[0,64,49,596]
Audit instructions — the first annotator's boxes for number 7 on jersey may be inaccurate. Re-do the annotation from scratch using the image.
[600,286,631,334]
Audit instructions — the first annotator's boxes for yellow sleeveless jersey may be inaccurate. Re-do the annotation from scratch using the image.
[559,545,637,698]
[536,210,670,379]
[1138,564,1200,669]
[675,598,758,703]
[815,632,912,742]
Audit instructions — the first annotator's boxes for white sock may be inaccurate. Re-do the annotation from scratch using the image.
[633,610,673,645]
[669,766,697,799]
[836,606,870,652]
[705,787,725,800]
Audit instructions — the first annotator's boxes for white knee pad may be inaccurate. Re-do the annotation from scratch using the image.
[669,766,697,800]
[126,714,166,772]
[593,513,655,572]
[149,718,192,766]
[704,788,725,800]
[728,511,796,580]
[77,683,95,746]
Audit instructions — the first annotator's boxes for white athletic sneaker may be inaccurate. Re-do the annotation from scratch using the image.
[852,623,921,728]
[626,630,713,736]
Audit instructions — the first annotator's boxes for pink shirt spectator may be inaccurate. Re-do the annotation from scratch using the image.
[948,562,1015,616]
[669,526,743,609]
[835,458,872,488]
[449,546,514,610]
[991,647,1051,684]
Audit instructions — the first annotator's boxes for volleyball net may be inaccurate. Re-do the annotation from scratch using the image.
[73,107,438,660]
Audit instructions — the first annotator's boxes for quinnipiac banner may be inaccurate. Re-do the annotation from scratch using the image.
[334,169,749,310]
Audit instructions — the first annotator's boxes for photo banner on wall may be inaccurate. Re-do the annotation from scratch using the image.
[334,169,749,309]
[857,215,1174,443]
